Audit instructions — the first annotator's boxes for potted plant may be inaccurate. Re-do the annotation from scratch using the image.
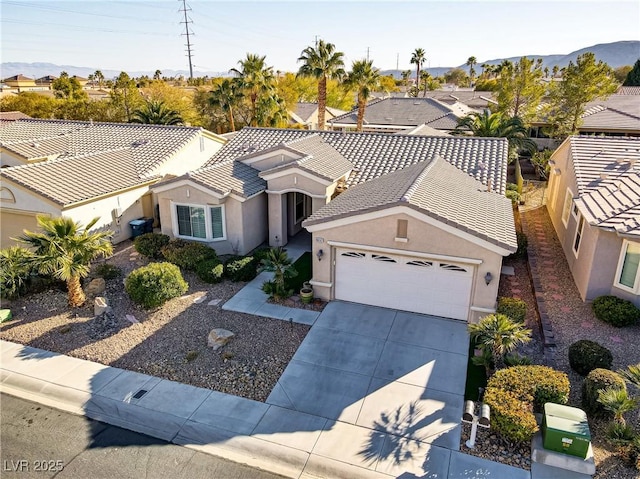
[300,285,313,304]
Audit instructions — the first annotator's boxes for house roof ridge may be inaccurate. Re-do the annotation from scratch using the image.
[400,157,439,202]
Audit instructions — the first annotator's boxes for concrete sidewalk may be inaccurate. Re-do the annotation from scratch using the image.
[0,339,531,479]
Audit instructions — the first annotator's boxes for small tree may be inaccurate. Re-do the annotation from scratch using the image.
[468,313,532,373]
[19,216,113,307]
[260,247,298,299]
[623,59,640,86]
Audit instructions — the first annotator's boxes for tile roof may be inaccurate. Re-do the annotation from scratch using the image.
[303,156,517,252]
[580,107,640,132]
[0,111,31,121]
[328,97,467,130]
[184,161,267,198]
[258,135,353,182]
[617,86,640,95]
[205,127,508,194]
[398,124,451,136]
[0,118,202,173]
[421,90,497,109]
[0,149,150,206]
[292,103,347,124]
[574,172,640,237]
[2,75,34,82]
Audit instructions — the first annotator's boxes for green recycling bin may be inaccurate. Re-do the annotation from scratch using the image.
[542,403,591,459]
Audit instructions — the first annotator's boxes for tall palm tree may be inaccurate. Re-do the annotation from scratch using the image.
[231,53,276,127]
[420,70,432,97]
[454,110,537,157]
[131,99,183,125]
[209,79,243,131]
[466,56,477,82]
[297,40,345,130]
[93,70,105,89]
[153,69,162,81]
[345,59,380,132]
[19,216,113,307]
[468,314,532,372]
[410,48,426,91]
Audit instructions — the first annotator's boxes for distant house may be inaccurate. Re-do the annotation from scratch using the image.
[421,90,497,110]
[546,136,640,307]
[152,127,516,322]
[327,97,476,134]
[288,102,347,130]
[1,74,47,92]
[0,119,226,247]
[35,75,57,89]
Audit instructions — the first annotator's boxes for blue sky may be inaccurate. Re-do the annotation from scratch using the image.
[1,0,639,75]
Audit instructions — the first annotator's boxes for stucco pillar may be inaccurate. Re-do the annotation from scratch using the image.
[267,192,287,247]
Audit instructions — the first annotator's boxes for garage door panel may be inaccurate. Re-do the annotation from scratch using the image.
[335,248,473,320]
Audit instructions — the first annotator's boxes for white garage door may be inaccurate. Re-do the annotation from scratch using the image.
[335,248,474,320]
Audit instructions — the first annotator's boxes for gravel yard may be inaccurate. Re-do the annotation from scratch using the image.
[0,241,309,402]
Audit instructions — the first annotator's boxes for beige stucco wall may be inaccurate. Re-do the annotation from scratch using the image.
[265,172,330,198]
[242,151,301,172]
[155,183,266,256]
[0,210,41,248]
[308,209,506,322]
[150,135,223,178]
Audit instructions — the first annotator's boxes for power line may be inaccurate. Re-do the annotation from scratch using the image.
[178,0,194,79]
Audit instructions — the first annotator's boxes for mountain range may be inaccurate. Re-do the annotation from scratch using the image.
[1,41,638,81]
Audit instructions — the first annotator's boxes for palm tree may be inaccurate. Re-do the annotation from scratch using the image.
[454,110,537,158]
[260,247,298,299]
[420,70,431,97]
[468,314,531,372]
[93,70,105,89]
[410,48,426,91]
[597,388,638,426]
[231,53,276,127]
[466,56,477,82]
[209,79,243,131]
[345,59,380,132]
[153,70,162,81]
[19,216,113,307]
[619,363,640,388]
[131,99,183,125]
[297,40,345,130]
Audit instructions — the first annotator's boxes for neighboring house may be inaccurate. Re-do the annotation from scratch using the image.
[288,102,347,130]
[0,111,31,123]
[153,127,516,322]
[421,90,497,110]
[398,123,451,136]
[35,75,57,89]
[546,136,640,307]
[1,74,46,92]
[327,97,476,133]
[0,119,226,247]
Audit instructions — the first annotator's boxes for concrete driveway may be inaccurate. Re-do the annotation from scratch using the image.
[266,301,469,475]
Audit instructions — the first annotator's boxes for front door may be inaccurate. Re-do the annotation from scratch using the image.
[288,192,312,237]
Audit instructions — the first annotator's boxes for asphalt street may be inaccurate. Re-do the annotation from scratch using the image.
[0,393,287,479]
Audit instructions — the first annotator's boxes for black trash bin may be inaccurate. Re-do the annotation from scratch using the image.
[141,217,154,233]
[129,219,146,238]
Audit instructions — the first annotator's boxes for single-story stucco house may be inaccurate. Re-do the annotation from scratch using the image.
[152,127,517,322]
[0,118,226,247]
[546,136,640,307]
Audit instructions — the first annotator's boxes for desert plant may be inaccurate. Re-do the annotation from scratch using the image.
[592,295,640,327]
[483,387,538,443]
[125,262,188,308]
[619,363,640,388]
[468,314,532,372]
[260,247,298,299]
[18,216,113,307]
[568,339,613,376]
[134,232,170,259]
[504,353,533,367]
[582,368,627,416]
[161,240,217,270]
[497,297,527,323]
[224,255,258,282]
[196,258,224,284]
[94,263,121,280]
[0,246,35,299]
[598,388,638,426]
[606,422,636,445]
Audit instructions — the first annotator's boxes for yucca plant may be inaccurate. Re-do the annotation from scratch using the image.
[619,364,640,389]
[597,387,639,426]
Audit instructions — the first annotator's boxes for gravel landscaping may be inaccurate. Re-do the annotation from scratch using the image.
[0,241,309,402]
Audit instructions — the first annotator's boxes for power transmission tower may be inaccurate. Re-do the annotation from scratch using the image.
[179,0,194,79]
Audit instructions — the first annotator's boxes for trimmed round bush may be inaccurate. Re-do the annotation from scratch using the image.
[497,297,527,323]
[125,262,188,309]
[568,339,613,376]
[161,240,217,271]
[196,258,224,284]
[224,255,258,282]
[592,295,640,327]
[484,365,570,444]
[134,233,170,259]
[582,368,627,417]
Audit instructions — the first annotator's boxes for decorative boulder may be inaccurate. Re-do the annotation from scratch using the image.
[94,296,110,316]
[86,278,106,297]
[207,328,235,351]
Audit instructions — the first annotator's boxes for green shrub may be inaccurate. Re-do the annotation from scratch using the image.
[0,246,35,299]
[592,295,640,327]
[569,339,613,376]
[161,240,217,271]
[497,297,527,323]
[134,233,170,259]
[94,263,121,279]
[196,258,224,284]
[252,246,271,263]
[484,365,570,443]
[504,353,533,366]
[606,422,636,445]
[224,255,258,282]
[582,368,627,416]
[508,232,528,259]
[125,262,188,308]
